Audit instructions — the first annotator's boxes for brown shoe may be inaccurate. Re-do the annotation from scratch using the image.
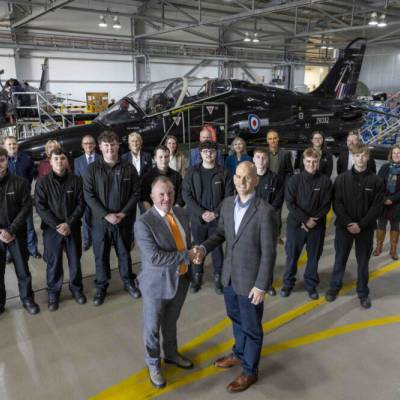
[227,373,258,393]
[214,353,241,368]
[278,237,284,245]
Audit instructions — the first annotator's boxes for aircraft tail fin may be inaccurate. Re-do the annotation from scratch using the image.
[39,58,49,92]
[311,38,366,99]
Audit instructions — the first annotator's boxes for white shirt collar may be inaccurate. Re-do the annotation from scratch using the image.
[154,205,174,218]
[131,151,140,160]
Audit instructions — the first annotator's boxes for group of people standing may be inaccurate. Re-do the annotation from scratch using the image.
[0,124,399,393]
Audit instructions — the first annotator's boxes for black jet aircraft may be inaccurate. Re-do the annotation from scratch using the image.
[19,37,369,160]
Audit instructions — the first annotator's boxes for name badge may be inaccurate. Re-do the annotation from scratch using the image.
[6,192,15,195]
[313,188,321,191]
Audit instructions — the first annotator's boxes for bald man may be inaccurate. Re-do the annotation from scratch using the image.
[196,161,278,393]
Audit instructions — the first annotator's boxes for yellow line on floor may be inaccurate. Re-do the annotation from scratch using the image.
[90,258,400,400]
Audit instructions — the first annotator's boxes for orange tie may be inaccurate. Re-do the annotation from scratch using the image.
[165,212,188,275]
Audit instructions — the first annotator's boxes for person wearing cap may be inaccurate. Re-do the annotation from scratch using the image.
[182,140,234,294]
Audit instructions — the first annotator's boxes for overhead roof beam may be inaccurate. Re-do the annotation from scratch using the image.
[132,0,329,40]
[12,0,75,29]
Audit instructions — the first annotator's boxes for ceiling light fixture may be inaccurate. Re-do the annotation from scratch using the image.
[243,32,251,42]
[377,13,387,27]
[368,11,378,26]
[112,16,121,29]
[252,32,260,43]
[98,15,107,28]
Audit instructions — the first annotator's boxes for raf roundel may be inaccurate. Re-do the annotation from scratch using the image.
[248,114,261,134]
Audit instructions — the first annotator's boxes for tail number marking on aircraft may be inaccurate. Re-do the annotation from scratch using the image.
[316,116,330,124]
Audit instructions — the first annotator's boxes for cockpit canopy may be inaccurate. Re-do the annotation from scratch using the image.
[95,77,232,126]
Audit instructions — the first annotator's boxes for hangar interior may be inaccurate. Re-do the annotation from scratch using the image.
[1,1,400,399]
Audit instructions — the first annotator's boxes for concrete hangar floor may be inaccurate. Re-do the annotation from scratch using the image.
[1,206,400,400]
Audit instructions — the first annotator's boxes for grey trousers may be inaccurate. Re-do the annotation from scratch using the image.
[143,275,190,367]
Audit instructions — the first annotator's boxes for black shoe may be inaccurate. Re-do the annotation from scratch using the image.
[164,353,194,369]
[360,297,371,309]
[267,287,276,296]
[93,290,106,306]
[73,292,87,305]
[48,297,59,312]
[190,272,203,293]
[280,287,292,298]
[31,251,42,259]
[214,274,223,295]
[0,304,4,314]
[6,255,12,264]
[83,243,91,251]
[325,289,338,302]
[308,290,319,300]
[125,280,141,299]
[22,298,40,315]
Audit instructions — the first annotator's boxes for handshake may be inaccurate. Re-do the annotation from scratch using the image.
[188,246,206,265]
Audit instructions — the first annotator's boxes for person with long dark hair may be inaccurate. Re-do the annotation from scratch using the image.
[295,131,333,177]
[374,145,400,260]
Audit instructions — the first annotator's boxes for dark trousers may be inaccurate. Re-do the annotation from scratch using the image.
[82,206,92,247]
[0,236,34,305]
[191,220,223,275]
[277,206,283,237]
[224,284,264,376]
[43,227,83,297]
[131,203,146,242]
[92,222,135,291]
[283,223,326,292]
[329,226,374,298]
[143,275,190,367]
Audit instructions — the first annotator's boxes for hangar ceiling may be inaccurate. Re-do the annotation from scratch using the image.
[1,0,400,65]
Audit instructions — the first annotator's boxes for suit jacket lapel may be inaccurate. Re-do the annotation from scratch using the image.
[234,198,258,244]
[225,197,236,241]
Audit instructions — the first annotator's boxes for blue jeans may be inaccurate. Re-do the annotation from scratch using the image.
[224,284,264,376]
[26,210,39,256]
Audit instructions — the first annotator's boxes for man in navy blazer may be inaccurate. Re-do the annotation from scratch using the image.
[3,136,41,259]
[73,135,99,251]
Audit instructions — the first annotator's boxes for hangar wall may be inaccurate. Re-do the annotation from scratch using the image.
[0,49,292,102]
[359,46,400,94]
[0,52,309,105]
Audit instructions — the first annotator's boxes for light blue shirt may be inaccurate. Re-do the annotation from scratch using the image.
[234,193,255,234]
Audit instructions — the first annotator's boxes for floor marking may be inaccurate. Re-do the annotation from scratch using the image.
[91,258,400,400]
[93,313,400,399]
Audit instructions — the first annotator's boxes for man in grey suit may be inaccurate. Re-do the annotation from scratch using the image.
[134,176,196,388]
[195,161,278,393]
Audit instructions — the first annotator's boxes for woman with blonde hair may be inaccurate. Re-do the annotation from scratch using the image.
[224,136,252,175]
[374,144,400,259]
[165,135,187,177]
